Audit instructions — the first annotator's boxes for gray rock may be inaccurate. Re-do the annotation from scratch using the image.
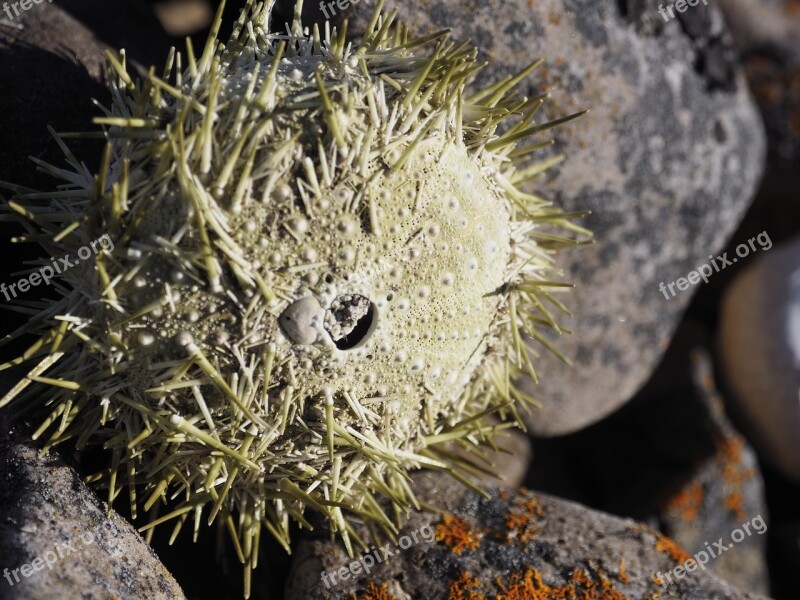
[341,0,766,436]
[718,235,800,484]
[0,413,185,600]
[658,350,769,595]
[718,0,800,49]
[279,296,323,345]
[285,473,770,600]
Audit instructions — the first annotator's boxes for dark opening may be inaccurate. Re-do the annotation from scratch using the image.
[333,303,375,350]
[324,294,377,350]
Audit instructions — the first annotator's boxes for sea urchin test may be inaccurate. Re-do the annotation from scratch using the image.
[0,0,586,595]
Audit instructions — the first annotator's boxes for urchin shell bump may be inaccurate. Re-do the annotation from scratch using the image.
[0,0,587,594]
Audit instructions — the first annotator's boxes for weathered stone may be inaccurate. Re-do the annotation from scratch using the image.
[658,350,769,596]
[0,409,185,599]
[452,427,532,491]
[285,473,770,599]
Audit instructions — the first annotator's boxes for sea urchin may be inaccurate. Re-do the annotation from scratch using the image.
[0,0,586,595]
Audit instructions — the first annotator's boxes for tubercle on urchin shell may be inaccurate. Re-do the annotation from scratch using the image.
[0,0,588,596]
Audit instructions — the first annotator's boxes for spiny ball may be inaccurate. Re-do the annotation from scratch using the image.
[0,0,586,594]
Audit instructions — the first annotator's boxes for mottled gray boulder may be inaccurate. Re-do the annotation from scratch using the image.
[0,413,185,600]
[342,0,766,436]
[718,236,800,484]
[285,473,770,600]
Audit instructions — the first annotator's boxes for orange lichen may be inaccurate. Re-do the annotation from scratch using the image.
[633,524,691,568]
[618,558,630,584]
[723,492,746,521]
[352,582,395,600]
[654,533,691,564]
[716,436,754,521]
[718,437,743,468]
[496,568,545,599]
[578,564,628,600]
[448,571,484,600]
[495,566,628,600]
[435,514,483,555]
[503,496,544,543]
[663,480,703,522]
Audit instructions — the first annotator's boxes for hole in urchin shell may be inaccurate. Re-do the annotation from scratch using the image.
[324,294,376,350]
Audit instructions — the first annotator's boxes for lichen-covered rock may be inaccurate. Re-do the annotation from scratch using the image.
[718,235,800,484]
[0,407,185,600]
[342,0,766,436]
[285,473,769,599]
[658,350,769,595]
[523,323,771,594]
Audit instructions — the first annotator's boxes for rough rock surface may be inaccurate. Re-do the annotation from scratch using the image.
[340,0,766,436]
[524,322,771,595]
[718,235,800,485]
[285,473,770,599]
[0,412,185,599]
[658,350,769,595]
[704,0,800,317]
